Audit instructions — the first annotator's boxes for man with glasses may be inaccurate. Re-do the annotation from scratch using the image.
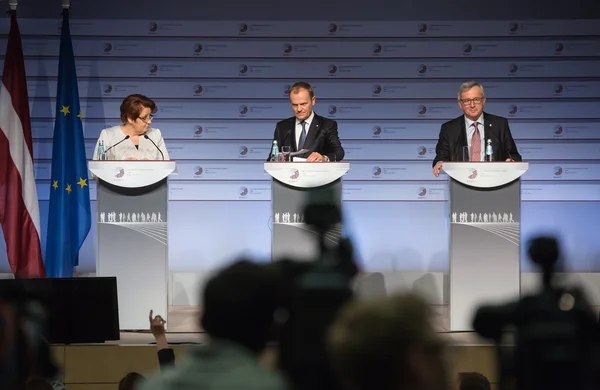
[432,81,521,177]
[93,94,170,161]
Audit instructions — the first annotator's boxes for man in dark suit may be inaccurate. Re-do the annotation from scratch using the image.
[268,81,344,162]
[432,81,522,177]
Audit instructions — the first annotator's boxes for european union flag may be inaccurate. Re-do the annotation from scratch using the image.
[45,9,91,278]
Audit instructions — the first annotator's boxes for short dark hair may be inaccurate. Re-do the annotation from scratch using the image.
[289,81,314,98]
[118,372,145,390]
[120,94,157,123]
[200,260,279,354]
[327,293,444,390]
[458,372,491,390]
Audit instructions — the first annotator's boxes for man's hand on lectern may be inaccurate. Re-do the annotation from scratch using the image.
[306,152,326,162]
[432,161,443,177]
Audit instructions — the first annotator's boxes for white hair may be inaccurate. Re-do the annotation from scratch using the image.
[457,81,485,100]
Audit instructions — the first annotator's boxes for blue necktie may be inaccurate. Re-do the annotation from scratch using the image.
[298,121,307,149]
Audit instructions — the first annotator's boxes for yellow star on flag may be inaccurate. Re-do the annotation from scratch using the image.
[65,184,72,194]
[77,177,87,188]
[77,112,83,120]
[52,180,58,190]
[60,105,70,116]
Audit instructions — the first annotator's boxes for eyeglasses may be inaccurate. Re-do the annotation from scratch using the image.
[138,114,154,123]
[459,97,484,105]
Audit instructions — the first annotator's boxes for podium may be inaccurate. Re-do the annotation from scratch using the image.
[264,162,350,260]
[89,160,175,330]
[443,162,529,331]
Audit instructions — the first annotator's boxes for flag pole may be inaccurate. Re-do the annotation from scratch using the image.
[9,0,17,10]
[62,0,70,8]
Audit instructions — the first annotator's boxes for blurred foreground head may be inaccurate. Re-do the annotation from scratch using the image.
[200,259,279,354]
[327,293,447,390]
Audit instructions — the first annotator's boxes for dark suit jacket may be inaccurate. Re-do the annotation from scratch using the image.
[267,112,345,161]
[432,112,522,167]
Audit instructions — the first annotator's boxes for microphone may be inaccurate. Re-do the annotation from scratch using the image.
[282,129,291,144]
[103,135,130,155]
[144,134,165,160]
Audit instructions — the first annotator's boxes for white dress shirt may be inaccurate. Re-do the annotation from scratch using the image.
[295,111,314,150]
[465,114,485,161]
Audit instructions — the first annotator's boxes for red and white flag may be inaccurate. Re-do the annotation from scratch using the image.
[0,10,46,278]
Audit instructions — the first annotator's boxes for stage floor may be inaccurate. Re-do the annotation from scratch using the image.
[113,305,496,346]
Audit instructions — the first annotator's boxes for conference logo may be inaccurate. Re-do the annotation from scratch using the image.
[372,166,382,176]
[554,166,563,177]
[417,187,427,197]
[193,84,204,95]
[239,23,248,33]
[418,23,428,33]
[328,23,338,33]
[290,169,300,179]
[194,126,204,135]
[239,146,249,155]
[103,84,113,94]
[417,146,427,156]
[463,43,472,54]
[283,84,291,95]
[554,125,563,135]
[239,64,248,74]
[509,64,518,74]
[328,105,337,115]
[283,44,293,54]
[115,167,125,178]
[555,42,564,53]
[372,84,382,95]
[149,64,158,74]
[148,22,158,32]
[372,125,382,135]
[193,43,203,53]
[194,166,204,176]
[239,187,248,197]
[509,105,518,115]
[468,169,478,180]
[239,105,248,115]
[418,64,427,74]
[372,44,382,54]
[554,84,563,94]
[509,22,519,32]
[103,43,113,53]
[418,105,427,115]
[328,64,338,74]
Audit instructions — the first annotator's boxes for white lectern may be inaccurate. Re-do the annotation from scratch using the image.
[443,162,529,331]
[89,160,175,330]
[264,162,350,260]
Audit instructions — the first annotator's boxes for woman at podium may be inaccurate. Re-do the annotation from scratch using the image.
[93,94,170,161]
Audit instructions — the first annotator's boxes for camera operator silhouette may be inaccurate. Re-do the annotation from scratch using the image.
[473,236,600,390]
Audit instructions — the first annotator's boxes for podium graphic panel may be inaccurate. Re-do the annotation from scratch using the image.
[449,178,521,331]
[271,179,342,261]
[96,179,168,330]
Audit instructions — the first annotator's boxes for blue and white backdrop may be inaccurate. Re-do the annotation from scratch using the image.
[0,1,599,306]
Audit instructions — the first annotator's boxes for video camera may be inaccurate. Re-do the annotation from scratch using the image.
[472,236,600,390]
[267,185,359,390]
